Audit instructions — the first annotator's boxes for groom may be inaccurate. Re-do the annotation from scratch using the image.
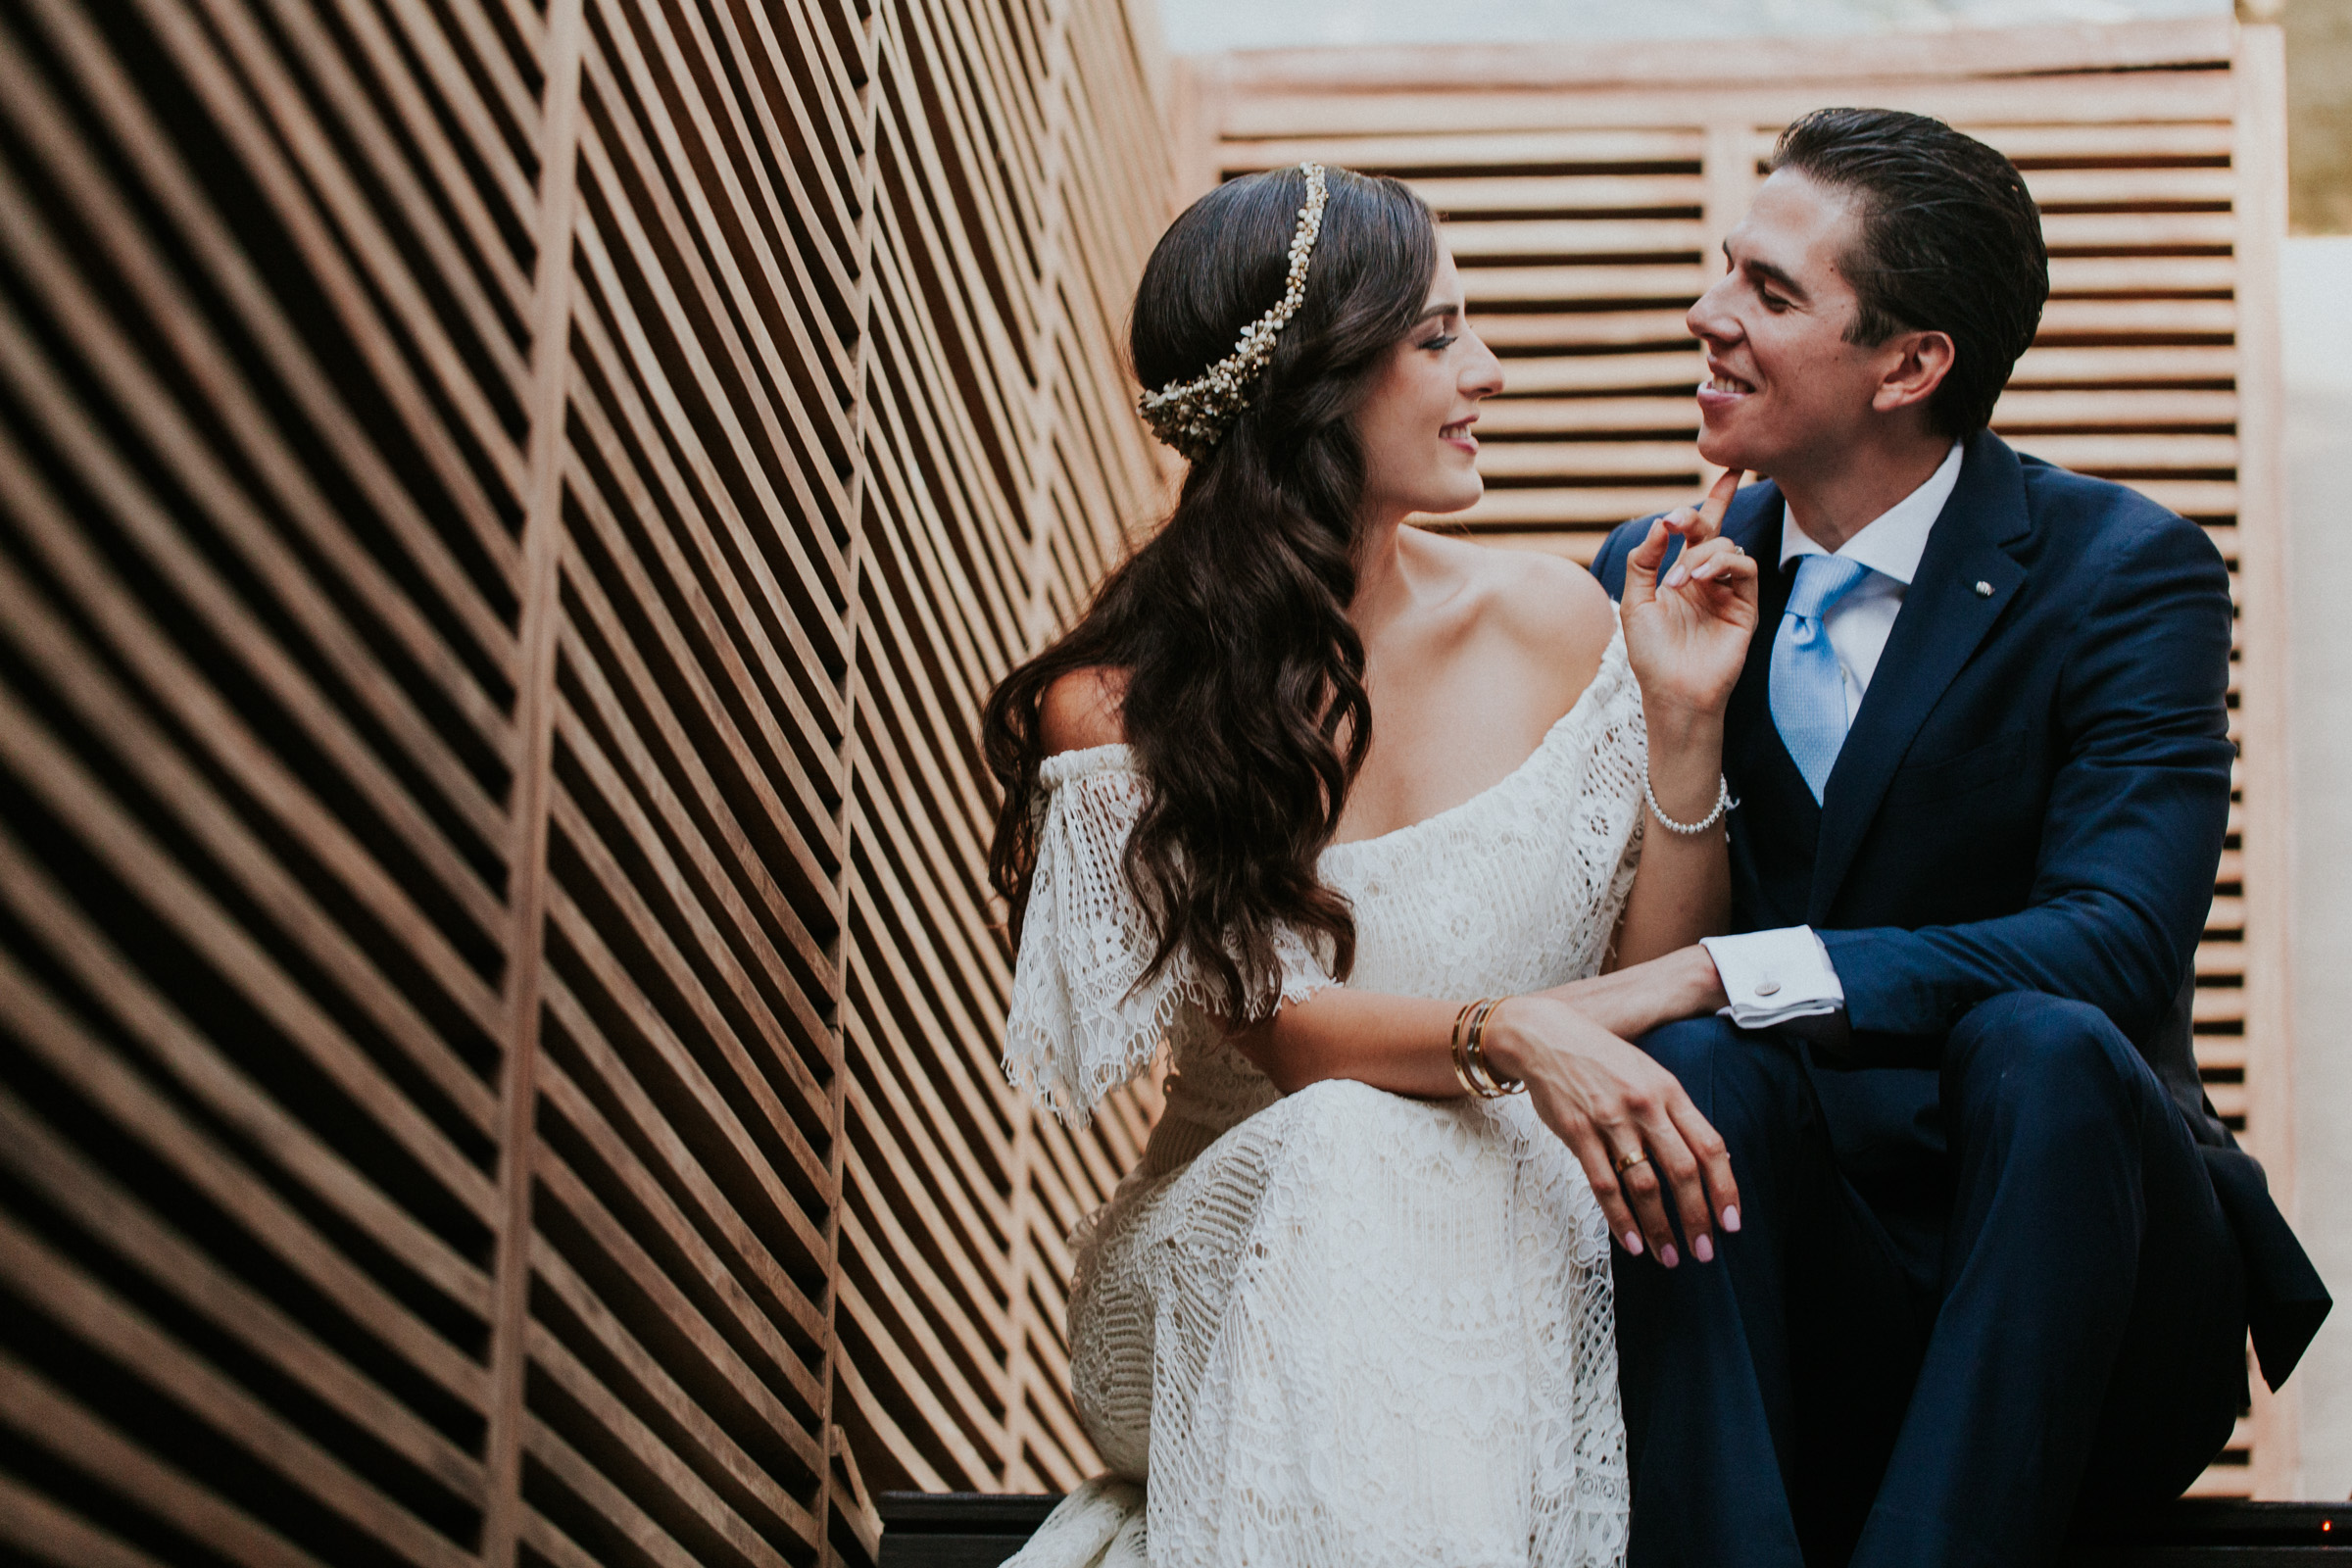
[1587,108,2329,1566]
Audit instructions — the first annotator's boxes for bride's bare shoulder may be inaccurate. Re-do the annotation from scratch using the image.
[1420,530,1614,667]
[1039,666,1129,754]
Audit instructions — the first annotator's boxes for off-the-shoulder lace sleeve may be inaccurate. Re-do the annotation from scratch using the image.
[1004,745,1335,1126]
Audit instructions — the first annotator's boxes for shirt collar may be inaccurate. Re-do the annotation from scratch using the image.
[1778,440,1965,587]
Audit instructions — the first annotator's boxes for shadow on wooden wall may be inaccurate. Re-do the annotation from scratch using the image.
[0,0,1174,1563]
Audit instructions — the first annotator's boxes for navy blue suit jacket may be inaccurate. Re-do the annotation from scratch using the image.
[1591,428,2327,1385]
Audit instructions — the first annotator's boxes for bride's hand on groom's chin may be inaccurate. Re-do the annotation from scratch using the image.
[1621,468,1761,725]
[1482,993,1740,1270]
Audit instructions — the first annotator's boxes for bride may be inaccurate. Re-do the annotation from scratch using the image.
[983,163,1758,1567]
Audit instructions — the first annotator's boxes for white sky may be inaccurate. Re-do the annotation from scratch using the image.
[1157,0,2230,54]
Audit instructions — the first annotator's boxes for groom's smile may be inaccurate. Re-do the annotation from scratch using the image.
[1686,168,1921,494]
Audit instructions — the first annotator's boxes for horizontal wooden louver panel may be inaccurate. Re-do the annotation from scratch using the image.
[1190,14,2289,1499]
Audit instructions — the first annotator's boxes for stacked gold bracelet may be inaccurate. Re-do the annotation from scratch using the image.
[1449,998,1526,1099]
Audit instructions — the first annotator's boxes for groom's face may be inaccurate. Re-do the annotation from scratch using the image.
[1688,170,1899,480]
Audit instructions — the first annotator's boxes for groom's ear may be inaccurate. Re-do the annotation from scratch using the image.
[1871,328,1957,417]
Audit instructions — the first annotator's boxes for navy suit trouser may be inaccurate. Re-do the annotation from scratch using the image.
[1615,993,2247,1568]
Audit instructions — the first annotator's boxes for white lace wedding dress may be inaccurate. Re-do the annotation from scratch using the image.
[1000,626,1647,1568]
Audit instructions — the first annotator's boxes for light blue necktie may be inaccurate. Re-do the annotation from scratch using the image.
[1771,555,1874,803]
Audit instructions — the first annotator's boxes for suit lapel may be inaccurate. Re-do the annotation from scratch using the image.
[1807,432,2034,921]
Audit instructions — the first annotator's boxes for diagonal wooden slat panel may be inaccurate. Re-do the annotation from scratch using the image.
[1,0,1174,1562]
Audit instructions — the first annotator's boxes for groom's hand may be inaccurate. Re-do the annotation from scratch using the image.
[1482,994,1740,1269]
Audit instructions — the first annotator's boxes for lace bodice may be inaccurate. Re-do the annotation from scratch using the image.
[1003,624,1647,1153]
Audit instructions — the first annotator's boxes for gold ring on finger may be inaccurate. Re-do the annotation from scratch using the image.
[1614,1149,1650,1175]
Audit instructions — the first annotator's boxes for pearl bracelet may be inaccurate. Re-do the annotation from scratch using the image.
[1643,769,1737,836]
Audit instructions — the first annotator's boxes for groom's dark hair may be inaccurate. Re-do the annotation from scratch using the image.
[1771,107,2048,438]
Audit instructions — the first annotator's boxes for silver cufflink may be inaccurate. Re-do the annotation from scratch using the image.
[1754,980,1782,997]
[1974,580,1993,598]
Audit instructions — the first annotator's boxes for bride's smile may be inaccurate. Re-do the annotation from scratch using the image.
[1353,250,1502,521]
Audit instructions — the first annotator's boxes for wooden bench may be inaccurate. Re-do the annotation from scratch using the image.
[878,1493,2352,1566]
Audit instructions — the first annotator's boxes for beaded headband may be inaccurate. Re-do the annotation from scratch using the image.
[1137,162,1329,461]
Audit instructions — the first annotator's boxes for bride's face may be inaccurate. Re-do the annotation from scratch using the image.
[1354,250,1503,522]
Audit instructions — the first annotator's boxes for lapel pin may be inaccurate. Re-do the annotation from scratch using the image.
[1974,580,1993,598]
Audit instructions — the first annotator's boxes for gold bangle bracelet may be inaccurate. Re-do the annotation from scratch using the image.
[1465,998,1525,1098]
[1449,999,1488,1098]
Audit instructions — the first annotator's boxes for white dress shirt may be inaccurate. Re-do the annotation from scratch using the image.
[1706,441,1965,1028]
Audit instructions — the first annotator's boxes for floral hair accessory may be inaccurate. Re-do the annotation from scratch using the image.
[1138,162,1329,460]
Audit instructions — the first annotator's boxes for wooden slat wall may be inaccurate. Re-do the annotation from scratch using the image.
[0,0,1172,1563]
[1184,15,2296,1498]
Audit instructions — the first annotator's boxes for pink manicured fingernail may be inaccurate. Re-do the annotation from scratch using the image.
[1722,1205,1740,1233]
[1660,1244,1681,1269]
[1622,1231,1643,1255]
[1664,565,1688,588]
[1692,1234,1715,1264]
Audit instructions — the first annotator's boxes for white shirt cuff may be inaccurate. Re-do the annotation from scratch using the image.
[1700,927,1846,1030]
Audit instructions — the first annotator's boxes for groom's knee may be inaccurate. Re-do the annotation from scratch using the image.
[1945,991,2154,1158]
[1946,991,2143,1105]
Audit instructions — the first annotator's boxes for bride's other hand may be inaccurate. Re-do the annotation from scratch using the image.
[1480,993,1740,1269]
[1621,468,1760,725]
[1542,947,1728,1041]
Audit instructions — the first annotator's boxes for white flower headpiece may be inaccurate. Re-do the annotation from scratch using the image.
[1137,162,1330,461]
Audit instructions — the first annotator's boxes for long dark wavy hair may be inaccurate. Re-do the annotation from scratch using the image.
[982,165,1439,1023]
